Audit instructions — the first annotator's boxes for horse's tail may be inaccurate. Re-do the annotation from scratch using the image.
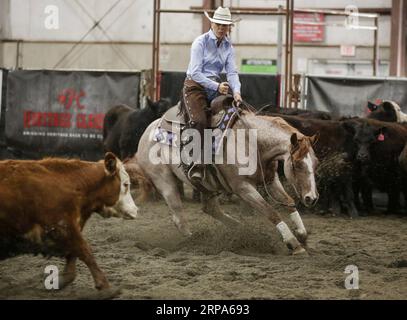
[123,156,155,203]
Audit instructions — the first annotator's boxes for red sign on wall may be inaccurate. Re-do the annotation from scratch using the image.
[293,13,325,43]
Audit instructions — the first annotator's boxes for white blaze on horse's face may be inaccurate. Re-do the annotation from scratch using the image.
[284,139,319,208]
[114,162,139,219]
[302,150,319,206]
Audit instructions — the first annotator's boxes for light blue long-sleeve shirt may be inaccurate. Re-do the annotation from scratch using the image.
[186,29,241,101]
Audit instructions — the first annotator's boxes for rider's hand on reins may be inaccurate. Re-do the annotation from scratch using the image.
[233,92,242,106]
[218,82,229,95]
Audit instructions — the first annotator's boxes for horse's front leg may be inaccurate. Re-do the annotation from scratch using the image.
[233,181,306,255]
[201,192,241,228]
[267,174,308,245]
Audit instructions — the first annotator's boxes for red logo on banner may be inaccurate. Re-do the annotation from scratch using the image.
[23,88,105,130]
[58,88,86,110]
[24,111,72,128]
[293,13,324,43]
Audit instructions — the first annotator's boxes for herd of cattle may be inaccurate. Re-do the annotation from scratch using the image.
[1,97,406,293]
[266,101,407,218]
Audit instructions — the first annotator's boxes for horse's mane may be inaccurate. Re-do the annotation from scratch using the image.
[257,115,313,161]
[292,138,312,161]
[257,115,305,139]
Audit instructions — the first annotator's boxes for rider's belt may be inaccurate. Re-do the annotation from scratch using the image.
[185,75,221,83]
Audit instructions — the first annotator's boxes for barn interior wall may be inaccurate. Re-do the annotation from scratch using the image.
[0,0,392,74]
[0,41,390,75]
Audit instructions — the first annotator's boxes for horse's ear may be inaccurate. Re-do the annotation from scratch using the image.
[290,133,299,147]
[104,152,118,176]
[146,97,154,109]
[309,133,319,146]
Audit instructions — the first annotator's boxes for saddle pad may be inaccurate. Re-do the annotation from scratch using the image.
[212,106,239,154]
[153,126,180,147]
[154,105,240,156]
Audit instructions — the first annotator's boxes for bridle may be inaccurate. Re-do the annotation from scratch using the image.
[287,147,301,198]
[233,102,296,207]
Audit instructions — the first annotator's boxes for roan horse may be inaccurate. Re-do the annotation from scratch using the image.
[132,97,319,254]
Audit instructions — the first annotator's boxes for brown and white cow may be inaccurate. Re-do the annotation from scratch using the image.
[0,152,138,291]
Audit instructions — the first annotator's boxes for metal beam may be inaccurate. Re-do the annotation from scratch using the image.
[390,0,407,76]
[153,2,382,106]
[224,6,391,15]
[373,16,379,76]
[158,9,284,15]
[283,0,290,108]
[190,6,382,17]
[53,0,122,69]
[202,0,215,33]
[152,0,161,100]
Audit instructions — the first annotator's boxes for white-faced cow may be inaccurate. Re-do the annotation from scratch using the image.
[0,152,138,291]
[367,100,407,123]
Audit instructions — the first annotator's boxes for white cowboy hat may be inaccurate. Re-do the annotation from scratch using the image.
[204,6,241,25]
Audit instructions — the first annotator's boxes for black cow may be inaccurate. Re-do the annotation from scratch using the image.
[399,142,407,174]
[259,105,333,120]
[103,99,171,161]
[342,118,407,214]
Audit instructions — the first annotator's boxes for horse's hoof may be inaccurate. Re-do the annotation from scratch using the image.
[96,287,122,300]
[227,218,243,229]
[294,231,308,246]
[181,229,193,237]
[58,275,76,289]
[175,222,192,237]
[292,246,308,256]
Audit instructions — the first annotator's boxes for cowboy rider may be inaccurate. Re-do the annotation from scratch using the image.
[182,6,242,183]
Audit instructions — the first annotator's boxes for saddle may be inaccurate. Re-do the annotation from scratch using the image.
[153,94,241,192]
[155,94,240,148]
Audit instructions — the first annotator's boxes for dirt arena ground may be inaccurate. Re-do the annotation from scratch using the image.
[1,191,407,300]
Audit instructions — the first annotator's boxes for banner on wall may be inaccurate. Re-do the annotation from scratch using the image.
[160,71,280,108]
[241,59,278,74]
[6,70,140,160]
[306,75,407,116]
[0,69,2,113]
[293,13,325,43]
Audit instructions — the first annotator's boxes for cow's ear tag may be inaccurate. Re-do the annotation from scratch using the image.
[377,133,385,141]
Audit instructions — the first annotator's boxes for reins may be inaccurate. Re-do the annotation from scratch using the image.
[232,100,296,207]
